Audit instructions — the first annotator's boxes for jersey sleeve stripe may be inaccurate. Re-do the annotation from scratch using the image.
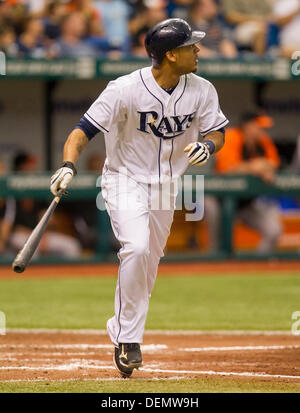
[75,116,100,140]
[85,112,109,133]
[201,118,229,136]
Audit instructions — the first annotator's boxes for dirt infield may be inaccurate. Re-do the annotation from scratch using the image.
[1,331,300,383]
[1,260,300,279]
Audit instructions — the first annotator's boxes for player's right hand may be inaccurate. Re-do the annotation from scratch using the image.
[50,161,77,195]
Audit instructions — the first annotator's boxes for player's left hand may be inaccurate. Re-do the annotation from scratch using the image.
[184,142,210,166]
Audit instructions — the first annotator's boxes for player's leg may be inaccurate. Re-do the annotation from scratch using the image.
[101,174,151,346]
[146,207,175,297]
[107,207,150,345]
[146,182,176,296]
[101,175,151,376]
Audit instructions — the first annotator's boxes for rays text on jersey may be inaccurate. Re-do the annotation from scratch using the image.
[137,111,196,139]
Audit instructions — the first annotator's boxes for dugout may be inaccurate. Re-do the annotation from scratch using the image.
[0,57,300,263]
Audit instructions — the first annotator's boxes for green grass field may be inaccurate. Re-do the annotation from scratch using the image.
[0,271,300,393]
[1,378,300,393]
[0,272,299,330]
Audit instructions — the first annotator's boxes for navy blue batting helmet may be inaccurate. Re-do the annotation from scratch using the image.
[145,18,205,64]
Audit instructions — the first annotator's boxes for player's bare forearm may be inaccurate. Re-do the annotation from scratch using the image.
[203,130,225,153]
[50,129,87,195]
[63,128,89,165]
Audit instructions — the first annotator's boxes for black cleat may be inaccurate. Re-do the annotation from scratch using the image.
[113,343,143,378]
[113,346,133,378]
[119,343,143,369]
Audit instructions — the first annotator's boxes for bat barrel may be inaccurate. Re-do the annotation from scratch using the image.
[12,262,25,274]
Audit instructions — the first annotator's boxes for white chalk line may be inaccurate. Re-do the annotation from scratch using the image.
[141,368,300,381]
[180,345,300,352]
[0,344,111,349]
[1,343,299,353]
[1,335,299,383]
[0,376,188,383]
[0,362,300,381]
[0,352,101,357]
[5,328,294,336]
[0,344,167,351]
[0,358,110,363]
[0,363,115,371]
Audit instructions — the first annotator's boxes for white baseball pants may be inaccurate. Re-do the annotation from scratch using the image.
[101,172,176,345]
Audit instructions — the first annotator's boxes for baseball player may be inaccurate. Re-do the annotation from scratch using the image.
[50,18,228,378]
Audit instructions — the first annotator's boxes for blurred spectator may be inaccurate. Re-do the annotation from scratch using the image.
[166,0,193,19]
[52,12,99,58]
[187,0,238,58]
[204,112,282,253]
[67,0,105,37]
[17,16,46,58]
[1,0,288,60]
[272,0,300,57]
[223,0,272,54]
[5,151,81,258]
[94,0,131,56]
[129,0,168,58]
[42,0,67,43]
[0,26,18,56]
[290,134,300,172]
[0,0,13,30]
[13,151,39,171]
[66,153,105,253]
[0,157,5,174]
[0,152,39,255]
[26,0,48,17]
[0,0,27,36]
[0,157,15,255]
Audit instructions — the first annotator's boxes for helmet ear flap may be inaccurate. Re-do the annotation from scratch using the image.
[145,26,167,64]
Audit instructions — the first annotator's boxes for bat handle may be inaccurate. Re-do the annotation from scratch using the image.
[54,189,65,203]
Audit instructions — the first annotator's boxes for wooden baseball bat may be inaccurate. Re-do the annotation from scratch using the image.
[12,190,64,273]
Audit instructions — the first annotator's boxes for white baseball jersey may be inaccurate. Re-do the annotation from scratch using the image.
[81,66,228,346]
[84,66,228,183]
